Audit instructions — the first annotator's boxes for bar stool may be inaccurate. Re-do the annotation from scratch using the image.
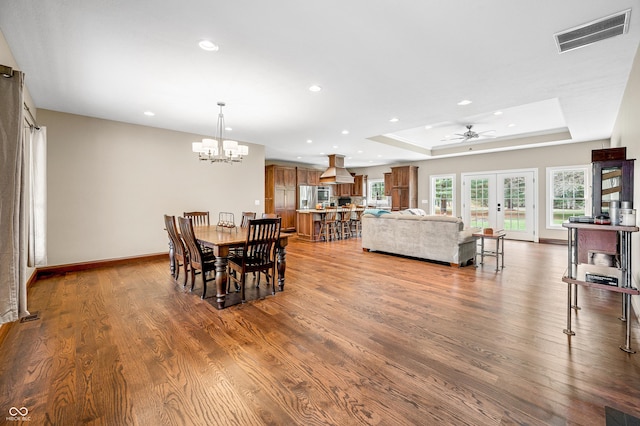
[339,204,354,239]
[350,207,363,237]
[319,207,338,241]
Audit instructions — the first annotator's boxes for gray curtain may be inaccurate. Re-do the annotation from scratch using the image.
[0,70,28,324]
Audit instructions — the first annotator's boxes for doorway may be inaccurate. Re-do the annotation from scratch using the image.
[462,169,537,241]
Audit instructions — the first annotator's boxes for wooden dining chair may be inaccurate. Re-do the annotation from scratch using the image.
[228,217,281,302]
[178,216,216,299]
[183,211,210,226]
[241,211,257,227]
[231,212,258,258]
[261,213,278,219]
[164,214,189,287]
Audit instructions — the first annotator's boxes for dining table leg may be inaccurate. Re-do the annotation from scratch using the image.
[213,246,229,309]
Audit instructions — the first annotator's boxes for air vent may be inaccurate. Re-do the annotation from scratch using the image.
[555,9,631,53]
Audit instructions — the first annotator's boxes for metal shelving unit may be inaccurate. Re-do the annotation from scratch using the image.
[562,222,639,353]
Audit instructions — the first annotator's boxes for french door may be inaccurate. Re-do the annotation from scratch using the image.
[462,170,536,241]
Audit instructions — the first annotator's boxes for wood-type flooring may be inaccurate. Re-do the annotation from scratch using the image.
[0,236,639,425]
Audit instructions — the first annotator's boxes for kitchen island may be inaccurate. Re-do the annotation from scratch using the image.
[297,207,365,241]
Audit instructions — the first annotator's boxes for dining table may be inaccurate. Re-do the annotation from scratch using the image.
[192,225,291,309]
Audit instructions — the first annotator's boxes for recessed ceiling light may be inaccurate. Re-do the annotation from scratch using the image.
[225,127,232,131]
[341,130,349,135]
[424,125,432,130]
[494,111,503,116]
[319,152,325,155]
[144,111,155,116]
[508,123,516,127]
[309,85,322,92]
[377,154,382,158]
[199,40,219,51]
[457,99,472,106]
[389,117,399,123]
[306,139,313,144]
[357,150,363,154]
[297,156,302,159]
[332,145,339,149]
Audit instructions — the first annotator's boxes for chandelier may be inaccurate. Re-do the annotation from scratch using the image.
[192,102,249,163]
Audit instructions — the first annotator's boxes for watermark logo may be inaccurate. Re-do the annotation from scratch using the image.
[7,406,31,422]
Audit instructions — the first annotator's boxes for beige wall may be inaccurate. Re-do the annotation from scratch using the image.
[352,140,608,241]
[611,43,640,318]
[39,109,265,265]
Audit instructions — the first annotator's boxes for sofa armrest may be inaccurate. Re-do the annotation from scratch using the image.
[458,227,481,244]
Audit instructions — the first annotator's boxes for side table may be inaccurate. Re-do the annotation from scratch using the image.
[473,231,506,271]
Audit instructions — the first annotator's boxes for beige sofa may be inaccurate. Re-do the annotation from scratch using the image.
[361,212,478,266]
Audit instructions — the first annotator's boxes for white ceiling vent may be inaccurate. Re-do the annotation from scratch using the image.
[555,9,631,53]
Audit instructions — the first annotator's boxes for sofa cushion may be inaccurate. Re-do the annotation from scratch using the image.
[363,208,391,217]
[404,208,427,216]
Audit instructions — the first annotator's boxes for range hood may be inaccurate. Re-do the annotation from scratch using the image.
[319,154,355,184]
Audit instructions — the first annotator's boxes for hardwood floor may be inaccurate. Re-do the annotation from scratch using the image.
[1,237,639,425]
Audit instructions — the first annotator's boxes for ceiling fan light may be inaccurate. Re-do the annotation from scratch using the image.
[199,40,219,51]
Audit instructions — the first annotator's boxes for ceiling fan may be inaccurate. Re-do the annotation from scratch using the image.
[442,125,496,142]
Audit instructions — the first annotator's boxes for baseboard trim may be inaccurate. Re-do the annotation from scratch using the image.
[0,322,12,347]
[36,252,168,277]
[539,238,567,245]
[27,269,38,288]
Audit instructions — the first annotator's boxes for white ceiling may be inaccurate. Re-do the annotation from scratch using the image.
[1,1,639,168]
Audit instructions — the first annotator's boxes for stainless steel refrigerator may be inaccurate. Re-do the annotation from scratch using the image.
[299,185,316,209]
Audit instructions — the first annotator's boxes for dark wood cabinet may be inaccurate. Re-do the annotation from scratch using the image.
[296,168,322,186]
[390,166,418,211]
[336,183,353,196]
[265,165,297,231]
[296,168,308,186]
[352,175,364,196]
[592,159,634,217]
[384,173,392,196]
[308,170,321,186]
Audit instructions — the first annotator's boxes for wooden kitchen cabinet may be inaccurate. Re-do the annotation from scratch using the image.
[336,183,353,197]
[390,166,418,211]
[297,168,308,186]
[308,170,321,186]
[265,165,297,231]
[352,175,364,196]
[384,173,392,196]
[297,168,322,186]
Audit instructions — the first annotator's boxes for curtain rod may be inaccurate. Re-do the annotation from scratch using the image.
[24,104,40,129]
[0,63,13,78]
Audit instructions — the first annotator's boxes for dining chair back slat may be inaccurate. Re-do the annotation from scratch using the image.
[241,211,257,227]
[164,214,189,286]
[178,216,215,298]
[183,211,210,226]
[228,217,281,302]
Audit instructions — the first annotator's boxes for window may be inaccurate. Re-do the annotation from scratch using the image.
[367,179,388,206]
[430,174,455,216]
[547,166,589,229]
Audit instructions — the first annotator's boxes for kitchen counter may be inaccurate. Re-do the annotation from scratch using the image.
[297,207,365,213]
[296,207,365,241]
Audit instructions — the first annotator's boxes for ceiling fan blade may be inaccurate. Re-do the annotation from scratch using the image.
[477,129,496,135]
[440,137,465,142]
